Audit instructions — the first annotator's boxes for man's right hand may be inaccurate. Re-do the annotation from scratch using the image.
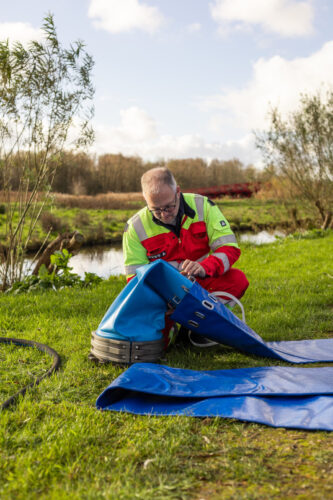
[180,259,206,278]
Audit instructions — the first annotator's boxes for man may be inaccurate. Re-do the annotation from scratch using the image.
[123,167,249,347]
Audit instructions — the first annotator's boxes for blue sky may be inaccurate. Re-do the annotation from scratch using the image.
[1,0,333,166]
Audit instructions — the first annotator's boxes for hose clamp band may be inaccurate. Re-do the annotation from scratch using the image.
[90,332,165,365]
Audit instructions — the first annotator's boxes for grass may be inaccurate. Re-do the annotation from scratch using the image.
[0,232,332,499]
[216,198,318,232]
[0,196,320,252]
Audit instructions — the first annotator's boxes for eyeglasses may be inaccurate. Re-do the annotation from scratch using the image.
[149,193,178,216]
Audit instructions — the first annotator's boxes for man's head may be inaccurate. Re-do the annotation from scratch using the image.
[141,167,180,224]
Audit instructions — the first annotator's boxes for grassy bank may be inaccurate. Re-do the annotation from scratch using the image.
[0,196,320,252]
[0,231,332,499]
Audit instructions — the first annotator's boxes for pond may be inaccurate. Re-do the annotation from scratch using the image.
[24,231,285,279]
[239,230,285,245]
[70,246,124,278]
[23,245,124,279]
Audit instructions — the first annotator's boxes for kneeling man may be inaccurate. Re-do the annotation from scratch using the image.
[123,167,249,347]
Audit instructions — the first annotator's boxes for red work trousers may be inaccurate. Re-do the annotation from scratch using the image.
[196,268,249,300]
[162,268,249,347]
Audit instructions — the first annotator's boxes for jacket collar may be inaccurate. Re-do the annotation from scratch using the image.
[151,193,195,236]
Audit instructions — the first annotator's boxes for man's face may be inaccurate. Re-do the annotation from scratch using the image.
[144,185,180,224]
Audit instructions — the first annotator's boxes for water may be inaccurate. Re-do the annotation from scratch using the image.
[70,246,124,277]
[240,230,285,245]
[23,231,285,279]
[24,245,124,279]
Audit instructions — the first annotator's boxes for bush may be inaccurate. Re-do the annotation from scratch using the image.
[74,212,91,226]
[40,212,69,233]
[256,91,333,229]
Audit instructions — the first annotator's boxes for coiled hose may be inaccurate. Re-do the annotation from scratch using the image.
[0,337,61,410]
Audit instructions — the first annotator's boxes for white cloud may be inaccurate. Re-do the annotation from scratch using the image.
[200,41,333,131]
[186,23,202,34]
[99,106,158,145]
[0,22,43,45]
[210,0,314,37]
[88,0,164,34]
[92,106,258,165]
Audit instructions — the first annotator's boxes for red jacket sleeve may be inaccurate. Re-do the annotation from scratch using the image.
[200,246,241,277]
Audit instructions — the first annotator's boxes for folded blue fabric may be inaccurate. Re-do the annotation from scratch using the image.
[96,259,333,363]
[96,363,333,431]
[96,260,189,341]
[95,260,333,430]
[170,280,333,363]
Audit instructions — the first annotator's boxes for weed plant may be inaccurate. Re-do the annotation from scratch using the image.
[0,231,332,498]
[6,249,103,294]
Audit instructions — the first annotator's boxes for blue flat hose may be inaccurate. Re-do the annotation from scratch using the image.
[0,337,61,410]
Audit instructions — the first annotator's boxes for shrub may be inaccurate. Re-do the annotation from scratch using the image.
[255,177,300,201]
[40,212,68,233]
[74,212,91,226]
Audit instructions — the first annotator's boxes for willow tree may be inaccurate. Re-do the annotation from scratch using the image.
[256,91,333,230]
[0,14,94,290]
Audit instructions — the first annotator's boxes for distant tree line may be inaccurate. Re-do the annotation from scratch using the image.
[0,151,265,195]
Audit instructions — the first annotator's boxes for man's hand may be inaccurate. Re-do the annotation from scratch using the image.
[180,260,206,278]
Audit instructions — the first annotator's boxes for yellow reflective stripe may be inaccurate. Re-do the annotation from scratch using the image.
[194,194,205,221]
[132,214,148,242]
[211,234,237,250]
[213,252,230,273]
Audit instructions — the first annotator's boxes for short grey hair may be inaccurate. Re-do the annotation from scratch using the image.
[141,167,177,195]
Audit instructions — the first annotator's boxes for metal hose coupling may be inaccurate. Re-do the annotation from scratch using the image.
[89,331,165,365]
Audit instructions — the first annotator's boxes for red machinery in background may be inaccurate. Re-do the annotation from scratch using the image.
[184,182,261,199]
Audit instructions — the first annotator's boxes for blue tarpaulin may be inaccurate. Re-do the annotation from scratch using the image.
[96,363,333,431]
[96,260,333,430]
[170,280,333,364]
[96,260,333,364]
[96,260,189,342]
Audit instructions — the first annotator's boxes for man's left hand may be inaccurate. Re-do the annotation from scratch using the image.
[180,260,206,278]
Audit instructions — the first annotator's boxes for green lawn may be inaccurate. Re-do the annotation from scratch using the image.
[0,198,320,251]
[0,231,332,499]
[216,198,318,232]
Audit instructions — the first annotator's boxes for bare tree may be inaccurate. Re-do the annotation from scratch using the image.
[256,91,333,229]
[0,14,94,289]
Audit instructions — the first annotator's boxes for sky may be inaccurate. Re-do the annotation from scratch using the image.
[1,0,333,167]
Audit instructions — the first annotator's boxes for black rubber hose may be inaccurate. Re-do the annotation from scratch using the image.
[0,337,61,410]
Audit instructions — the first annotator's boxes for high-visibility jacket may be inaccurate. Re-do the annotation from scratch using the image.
[123,193,240,280]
